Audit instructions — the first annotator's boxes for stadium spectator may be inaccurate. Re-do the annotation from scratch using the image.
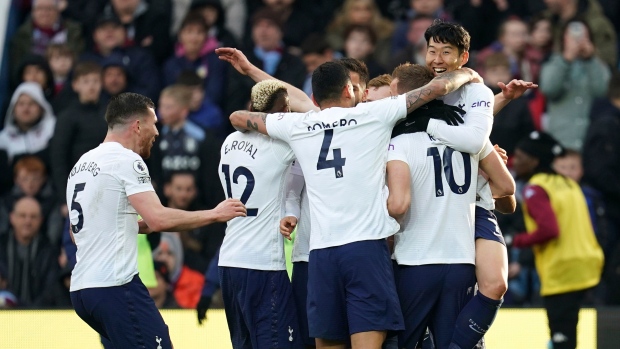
[342,25,386,78]
[163,172,224,273]
[583,73,620,282]
[0,262,18,308]
[163,13,226,107]
[391,0,450,54]
[149,261,179,309]
[175,71,225,137]
[0,82,56,165]
[50,62,107,214]
[449,0,511,51]
[148,85,223,210]
[512,131,604,349]
[484,52,535,159]
[96,0,173,64]
[10,0,84,73]
[153,232,205,309]
[326,0,393,68]
[0,197,58,307]
[244,0,315,49]
[101,63,128,98]
[539,19,610,151]
[476,17,531,81]
[0,156,64,250]
[543,0,617,68]
[300,34,336,96]
[524,14,553,84]
[189,0,238,48]
[388,14,434,72]
[224,8,306,115]
[0,151,11,197]
[15,54,55,104]
[45,44,75,97]
[80,14,161,102]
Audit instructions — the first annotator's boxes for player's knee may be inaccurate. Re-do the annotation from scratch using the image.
[478,278,507,300]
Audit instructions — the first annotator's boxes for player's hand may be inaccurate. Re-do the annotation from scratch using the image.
[494,144,508,164]
[280,216,297,240]
[216,47,255,76]
[196,295,212,325]
[137,219,153,234]
[498,79,538,100]
[213,199,247,222]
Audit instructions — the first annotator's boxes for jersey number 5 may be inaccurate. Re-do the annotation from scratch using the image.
[317,129,346,178]
[221,164,258,216]
[70,183,86,233]
[426,147,471,197]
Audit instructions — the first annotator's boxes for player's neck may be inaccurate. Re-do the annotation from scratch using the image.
[318,98,349,110]
[104,131,140,154]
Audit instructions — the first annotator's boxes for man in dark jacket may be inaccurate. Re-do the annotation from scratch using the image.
[0,197,58,307]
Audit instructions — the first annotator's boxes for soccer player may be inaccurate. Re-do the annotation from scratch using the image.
[366,74,393,102]
[217,79,304,349]
[228,61,479,349]
[66,93,246,348]
[385,64,515,349]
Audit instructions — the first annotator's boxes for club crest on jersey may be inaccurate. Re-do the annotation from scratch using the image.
[133,160,148,175]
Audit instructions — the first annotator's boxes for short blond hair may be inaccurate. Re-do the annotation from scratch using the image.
[368,74,392,88]
[160,85,192,108]
[250,80,288,113]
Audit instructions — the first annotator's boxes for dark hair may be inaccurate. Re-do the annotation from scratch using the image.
[164,170,197,185]
[608,72,620,100]
[337,57,369,86]
[251,7,284,32]
[392,63,434,94]
[343,24,377,46]
[312,62,351,105]
[45,43,75,61]
[179,12,209,33]
[176,70,204,88]
[72,61,102,82]
[424,19,470,54]
[301,33,332,56]
[105,93,155,129]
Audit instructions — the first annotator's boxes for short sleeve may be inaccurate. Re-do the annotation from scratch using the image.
[361,94,408,126]
[270,138,295,165]
[479,139,494,160]
[387,135,410,164]
[116,156,155,196]
[266,112,303,142]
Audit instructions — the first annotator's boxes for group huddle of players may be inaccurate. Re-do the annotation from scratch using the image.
[214,19,533,349]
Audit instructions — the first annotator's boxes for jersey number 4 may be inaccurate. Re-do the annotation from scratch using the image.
[221,164,258,216]
[70,183,86,233]
[426,147,471,197]
[317,129,346,178]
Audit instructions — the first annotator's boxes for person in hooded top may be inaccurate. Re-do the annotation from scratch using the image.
[0,82,56,167]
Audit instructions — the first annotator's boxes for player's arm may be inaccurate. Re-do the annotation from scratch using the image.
[129,192,246,232]
[404,67,480,114]
[493,79,538,115]
[216,47,318,113]
[281,168,305,240]
[229,111,269,134]
[494,196,517,214]
[479,146,516,214]
[386,160,411,221]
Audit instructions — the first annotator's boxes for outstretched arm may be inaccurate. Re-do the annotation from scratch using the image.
[229,111,269,134]
[404,67,479,114]
[494,79,538,115]
[216,47,318,113]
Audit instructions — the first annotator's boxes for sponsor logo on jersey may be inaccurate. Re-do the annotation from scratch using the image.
[133,160,148,175]
[471,100,490,108]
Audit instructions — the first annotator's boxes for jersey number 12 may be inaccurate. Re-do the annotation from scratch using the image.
[426,147,471,197]
[221,164,258,216]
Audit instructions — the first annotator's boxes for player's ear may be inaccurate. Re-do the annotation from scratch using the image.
[460,51,470,67]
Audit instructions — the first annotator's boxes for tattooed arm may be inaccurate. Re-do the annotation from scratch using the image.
[229,111,269,135]
[404,67,479,114]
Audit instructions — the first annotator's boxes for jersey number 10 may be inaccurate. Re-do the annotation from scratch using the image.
[426,147,471,197]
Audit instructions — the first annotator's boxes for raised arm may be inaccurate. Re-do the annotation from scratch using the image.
[129,191,246,232]
[404,67,478,114]
[229,111,269,134]
[216,47,319,113]
[494,79,538,115]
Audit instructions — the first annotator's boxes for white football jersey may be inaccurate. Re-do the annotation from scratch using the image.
[428,83,496,211]
[217,131,295,270]
[388,133,493,266]
[266,95,407,250]
[285,161,310,263]
[67,142,155,291]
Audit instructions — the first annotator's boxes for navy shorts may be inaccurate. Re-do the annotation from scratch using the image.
[395,264,476,349]
[292,262,315,347]
[219,267,303,349]
[475,206,506,246]
[307,239,404,341]
[70,274,172,349]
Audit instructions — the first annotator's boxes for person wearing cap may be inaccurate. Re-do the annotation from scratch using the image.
[10,0,84,73]
[224,7,305,117]
[512,131,604,349]
[80,14,161,102]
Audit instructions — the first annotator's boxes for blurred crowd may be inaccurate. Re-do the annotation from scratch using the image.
[0,0,619,310]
